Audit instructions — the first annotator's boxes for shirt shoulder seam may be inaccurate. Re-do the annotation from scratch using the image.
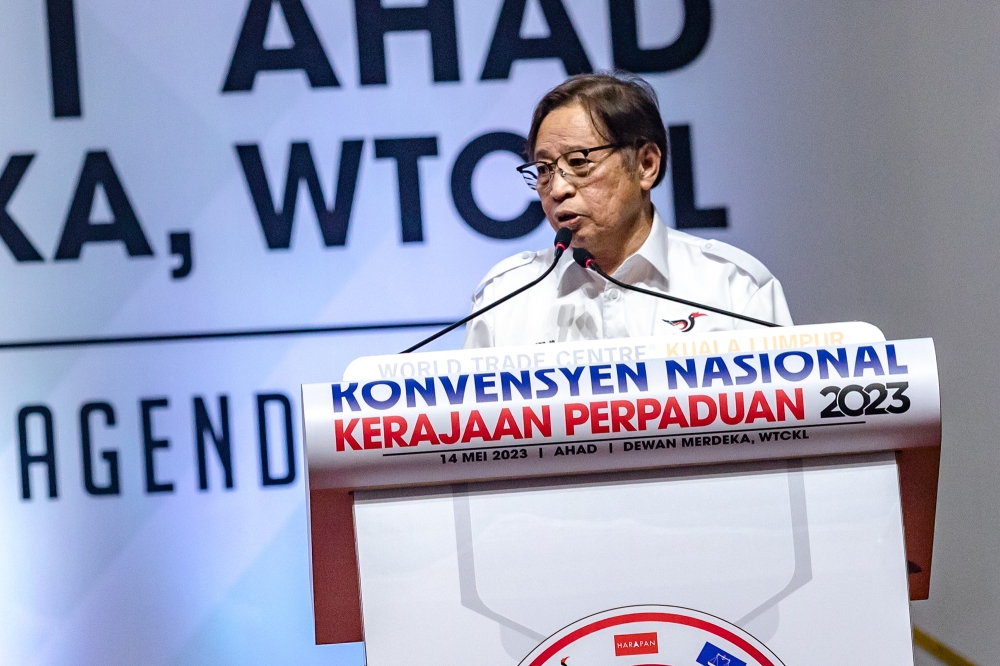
[473,250,544,300]
[699,239,774,286]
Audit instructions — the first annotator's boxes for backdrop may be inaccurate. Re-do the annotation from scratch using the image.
[0,1,996,664]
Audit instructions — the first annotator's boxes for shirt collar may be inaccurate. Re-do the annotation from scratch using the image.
[619,207,669,286]
[555,206,670,292]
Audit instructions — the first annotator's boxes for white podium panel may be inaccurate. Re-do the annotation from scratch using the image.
[354,454,914,665]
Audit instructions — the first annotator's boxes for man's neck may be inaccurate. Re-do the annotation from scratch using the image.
[591,202,655,275]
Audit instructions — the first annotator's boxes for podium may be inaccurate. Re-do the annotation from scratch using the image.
[303,323,940,665]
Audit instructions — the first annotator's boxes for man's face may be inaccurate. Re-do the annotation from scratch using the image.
[533,104,654,254]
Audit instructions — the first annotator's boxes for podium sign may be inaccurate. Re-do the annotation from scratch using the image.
[303,324,941,665]
[304,339,937,490]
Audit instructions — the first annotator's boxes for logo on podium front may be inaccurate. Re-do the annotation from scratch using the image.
[614,631,658,655]
[519,605,783,666]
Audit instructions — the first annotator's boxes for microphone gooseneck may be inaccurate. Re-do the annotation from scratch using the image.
[571,248,779,328]
[401,228,574,353]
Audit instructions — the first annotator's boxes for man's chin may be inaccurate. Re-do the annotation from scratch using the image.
[568,230,595,249]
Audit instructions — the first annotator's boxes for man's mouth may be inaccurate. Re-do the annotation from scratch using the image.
[556,212,582,226]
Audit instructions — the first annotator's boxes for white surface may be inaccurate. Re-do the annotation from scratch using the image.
[355,453,914,665]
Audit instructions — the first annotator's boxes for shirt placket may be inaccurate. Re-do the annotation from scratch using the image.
[601,276,628,338]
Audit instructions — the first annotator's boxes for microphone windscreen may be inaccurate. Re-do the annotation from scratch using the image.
[573,247,596,268]
[553,227,573,251]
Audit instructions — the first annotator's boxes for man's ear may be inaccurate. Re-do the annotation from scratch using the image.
[638,142,662,191]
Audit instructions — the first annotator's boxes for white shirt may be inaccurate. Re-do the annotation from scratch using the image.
[463,209,792,348]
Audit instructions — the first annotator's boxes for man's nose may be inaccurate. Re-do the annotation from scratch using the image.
[548,168,576,199]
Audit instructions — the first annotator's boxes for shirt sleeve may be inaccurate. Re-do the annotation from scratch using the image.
[739,277,794,327]
[462,285,495,348]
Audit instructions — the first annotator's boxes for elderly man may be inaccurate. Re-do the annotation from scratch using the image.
[464,73,792,349]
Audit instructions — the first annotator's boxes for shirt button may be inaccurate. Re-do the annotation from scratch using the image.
[704,241,714,249]
[607,288,620,300]
[520,251,532,259]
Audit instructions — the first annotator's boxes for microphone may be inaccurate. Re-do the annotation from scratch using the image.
[572,247,779,328]
[401,228,574,353]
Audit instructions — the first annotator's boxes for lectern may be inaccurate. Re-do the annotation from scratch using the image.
[303,323,940,665]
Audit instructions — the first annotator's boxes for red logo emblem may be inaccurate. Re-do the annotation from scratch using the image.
[665,312,707,332]
[614,632,659,656]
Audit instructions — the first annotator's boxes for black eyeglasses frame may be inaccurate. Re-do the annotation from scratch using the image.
[515,143,621,190]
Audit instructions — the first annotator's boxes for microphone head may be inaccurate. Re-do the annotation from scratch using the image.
[572,247,598,270]
[553,227,573,252]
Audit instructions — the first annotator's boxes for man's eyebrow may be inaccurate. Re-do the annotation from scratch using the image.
[534,146,585,160]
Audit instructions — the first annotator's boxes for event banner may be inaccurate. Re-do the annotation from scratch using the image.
[304,336,940,490]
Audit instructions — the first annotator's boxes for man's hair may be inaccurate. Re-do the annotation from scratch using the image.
[526,72,669,187]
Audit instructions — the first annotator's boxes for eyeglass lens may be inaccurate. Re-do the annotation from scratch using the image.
[521,151,595,190]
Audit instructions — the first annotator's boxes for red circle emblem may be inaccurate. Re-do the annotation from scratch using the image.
[520,605,784,666]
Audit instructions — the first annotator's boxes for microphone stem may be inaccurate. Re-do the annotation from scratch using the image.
[401,249,565,354]
[593,266,780,328]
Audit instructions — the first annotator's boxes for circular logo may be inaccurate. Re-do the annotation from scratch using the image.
[519,605,784,666]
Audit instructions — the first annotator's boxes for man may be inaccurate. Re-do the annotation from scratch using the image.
[464,73,792,349]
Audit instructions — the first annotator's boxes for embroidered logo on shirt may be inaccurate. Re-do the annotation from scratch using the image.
[664,311,706,332]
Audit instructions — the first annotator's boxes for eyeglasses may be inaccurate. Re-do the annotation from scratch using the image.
[516,144,619,190]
